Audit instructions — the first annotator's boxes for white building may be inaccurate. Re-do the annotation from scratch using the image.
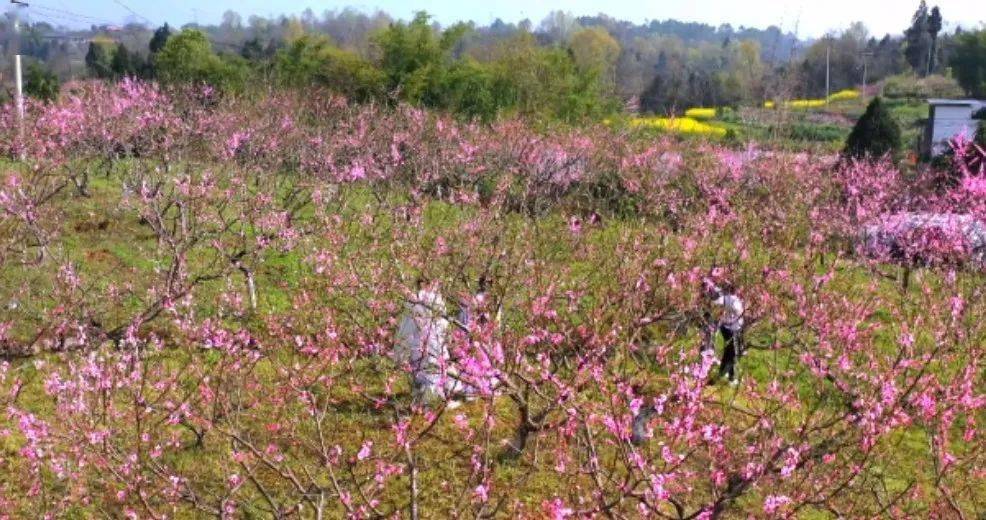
[924,99,986,157]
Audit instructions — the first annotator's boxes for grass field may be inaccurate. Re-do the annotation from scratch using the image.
[1,160,982,517]
[0,84,981,517]
[618,95,929,156]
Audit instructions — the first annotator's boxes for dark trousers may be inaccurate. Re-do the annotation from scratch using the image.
[718,325,744,381]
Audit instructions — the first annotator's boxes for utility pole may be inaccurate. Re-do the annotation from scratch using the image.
[861,51,873,92]
[825,42,831,105]
[10,0,29,150]
[926,43,934,77]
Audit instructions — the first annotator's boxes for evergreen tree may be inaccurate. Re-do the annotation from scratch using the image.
[145,23,172,78]
[843,97,901,161]
[927,6,943,75]
[240,38,266,62]
[149,23,172,54]
[24,62,60,102]
[111,44,132,78]
[131,52,149,79]
[640,72,672,114]
[904,1,932,75]
[950,30,986,98]
[868,35,907,81]
[85,41,112,79]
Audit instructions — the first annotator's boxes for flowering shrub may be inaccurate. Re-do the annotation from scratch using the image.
[0,81,981,517]
[860,212,986,266]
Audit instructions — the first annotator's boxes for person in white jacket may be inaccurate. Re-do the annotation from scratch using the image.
[395,278,459,406]
[709,281,745,386]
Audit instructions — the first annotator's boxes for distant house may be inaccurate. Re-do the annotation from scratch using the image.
[924,99,986,157]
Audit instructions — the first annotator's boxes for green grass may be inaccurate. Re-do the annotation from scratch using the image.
[0,163,981,516]
[667,97,929,155]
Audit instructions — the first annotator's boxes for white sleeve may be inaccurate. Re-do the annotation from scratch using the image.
[394,312,417,365]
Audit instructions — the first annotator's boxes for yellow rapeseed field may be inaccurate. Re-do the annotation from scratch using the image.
[764,89,861,110]
[628,116,728,137]
[826,89,861,102]
[684,107,717,120]
[786,99,828,109]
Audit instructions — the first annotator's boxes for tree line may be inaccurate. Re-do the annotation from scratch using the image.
[79,13,623,123]
[3,4,986,119]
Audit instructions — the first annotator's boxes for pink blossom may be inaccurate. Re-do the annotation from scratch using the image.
[764,494,792,515]
[357,440,373,461]
[543,498,573,519]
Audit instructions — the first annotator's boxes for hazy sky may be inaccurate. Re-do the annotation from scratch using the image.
[20,0,986,38]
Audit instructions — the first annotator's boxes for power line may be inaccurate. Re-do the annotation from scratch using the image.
[25,14,150,41]
[29,10,104,26]
[111,0,153,25]
[28,13,125,32]
[31,4,96,18]
[28,3,119,26]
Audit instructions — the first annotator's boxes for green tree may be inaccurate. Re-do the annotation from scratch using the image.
[568,27,620,88]
[155,29,247,92]
[149,23,172,54]
[111,44,133,78]
[927,6,943,74]
[241,38,267,62]
[799,24,868,98]
[904,2,932,75]
[440,58,513,121]
[843,97,901,160]
[490,32,616,122]
[85,41,113,79]
[950,30,986,98]
[733,40,765,102]
[275,36,385,102]
[24,62,60,102]
[145,23,172,78]
[373,12,461,104]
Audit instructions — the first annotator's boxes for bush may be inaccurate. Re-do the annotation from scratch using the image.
[783,122,846,143]
[882,74,964,100]
[844,97,901,160]
[24,63,60,103]
[275,36,386,103]
[717,107,741,123]
[439,59,515,122]
[155,29,248,92]
[929,121,986,186]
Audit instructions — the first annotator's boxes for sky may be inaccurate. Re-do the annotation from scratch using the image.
[17,0,986,38]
